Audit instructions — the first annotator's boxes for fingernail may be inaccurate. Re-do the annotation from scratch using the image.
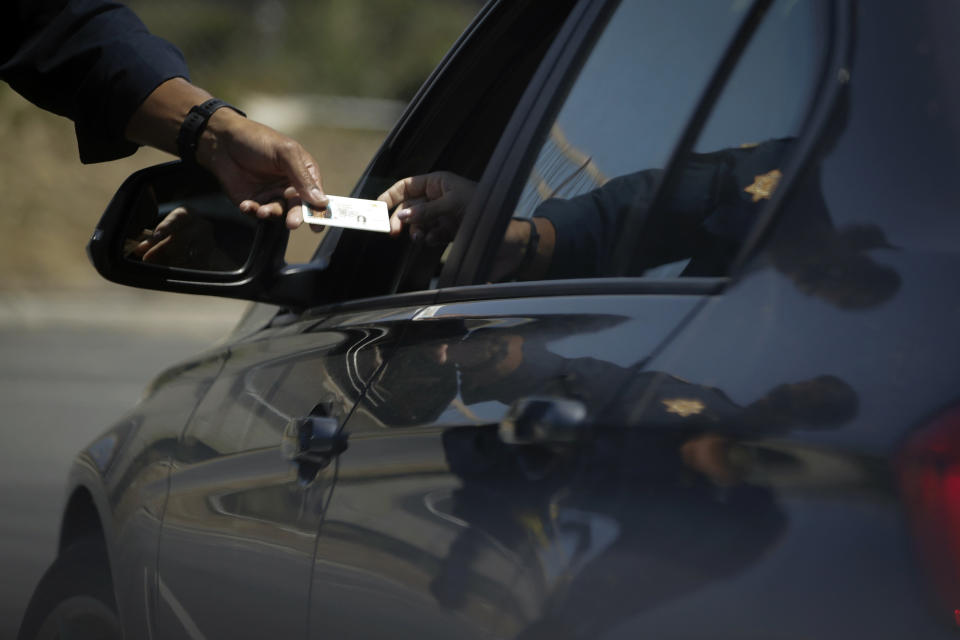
[397,208,411,220]
[310,187,326,203]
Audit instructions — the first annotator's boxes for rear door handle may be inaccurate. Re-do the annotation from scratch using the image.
[499,396,588,445]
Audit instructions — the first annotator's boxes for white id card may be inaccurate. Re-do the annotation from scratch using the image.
[302,196,391,233]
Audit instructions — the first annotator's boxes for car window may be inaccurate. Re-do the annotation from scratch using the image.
[484,0,828,283]
[303,1,578,302]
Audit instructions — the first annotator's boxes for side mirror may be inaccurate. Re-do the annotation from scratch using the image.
[87,161,328,308]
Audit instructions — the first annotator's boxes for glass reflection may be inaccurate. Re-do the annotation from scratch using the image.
[122,185,258,273]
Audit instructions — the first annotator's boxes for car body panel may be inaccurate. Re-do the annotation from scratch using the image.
[65,352,226,637]
[156,304,425,638]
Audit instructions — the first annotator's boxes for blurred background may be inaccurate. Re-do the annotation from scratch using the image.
[0,0,484,288]
[0,1,483,635]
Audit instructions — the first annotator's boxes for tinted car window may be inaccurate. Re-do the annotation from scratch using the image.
[629,0,829,277]
[695,1,827,153]
[514,2,746,216]
[493,0,827,282]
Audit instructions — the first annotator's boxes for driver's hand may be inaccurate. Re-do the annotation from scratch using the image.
[378,172,477,245]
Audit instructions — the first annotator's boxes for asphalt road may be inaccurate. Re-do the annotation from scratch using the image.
[0,292,246,638]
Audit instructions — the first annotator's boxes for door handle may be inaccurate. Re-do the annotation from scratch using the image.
[499,396,588,445]
[281,415,348,467]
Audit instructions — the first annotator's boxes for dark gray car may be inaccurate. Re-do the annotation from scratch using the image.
[19,0,960,638]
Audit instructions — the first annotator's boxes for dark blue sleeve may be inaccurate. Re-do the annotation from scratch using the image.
[1,0,190,163]
[536,169,662,279]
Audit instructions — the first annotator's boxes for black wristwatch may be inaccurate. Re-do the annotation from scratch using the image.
[176,98,246,166]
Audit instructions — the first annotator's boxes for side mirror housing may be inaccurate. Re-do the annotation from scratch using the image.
[87,162,328,308]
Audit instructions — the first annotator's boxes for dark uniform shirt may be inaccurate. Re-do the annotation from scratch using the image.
[1,0,190,163]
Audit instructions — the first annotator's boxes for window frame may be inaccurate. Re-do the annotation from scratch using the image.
[276,0,854,323]
[439,0,854,301]
[291,0,581,313]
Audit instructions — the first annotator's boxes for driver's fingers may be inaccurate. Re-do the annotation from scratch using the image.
[390,198,426,236]
[389,211,403,236]
[400,195,460,228]
[378,175,431,210]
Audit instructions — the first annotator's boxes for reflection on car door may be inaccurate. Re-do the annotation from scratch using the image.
[155,305,419,638]
[307,295,703,638]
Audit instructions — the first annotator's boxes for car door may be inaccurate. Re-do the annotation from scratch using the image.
[154,298,436,639]
[306,0,833,638]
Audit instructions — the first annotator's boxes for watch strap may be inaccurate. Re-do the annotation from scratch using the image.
[176,98,246,166]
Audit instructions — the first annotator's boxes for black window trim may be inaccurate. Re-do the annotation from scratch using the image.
[435,277,726,305]
[438,0,611,289]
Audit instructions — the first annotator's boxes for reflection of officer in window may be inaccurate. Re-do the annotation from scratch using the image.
[380,137,900,310]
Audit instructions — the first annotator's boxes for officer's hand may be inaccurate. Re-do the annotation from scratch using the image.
[126,78,328,230]
[198,109,328,229]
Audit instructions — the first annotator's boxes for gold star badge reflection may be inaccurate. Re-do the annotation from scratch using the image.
[662,398,706,418]
[744,169,783,202]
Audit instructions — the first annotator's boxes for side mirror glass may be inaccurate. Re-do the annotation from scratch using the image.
[121,185,257,274]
